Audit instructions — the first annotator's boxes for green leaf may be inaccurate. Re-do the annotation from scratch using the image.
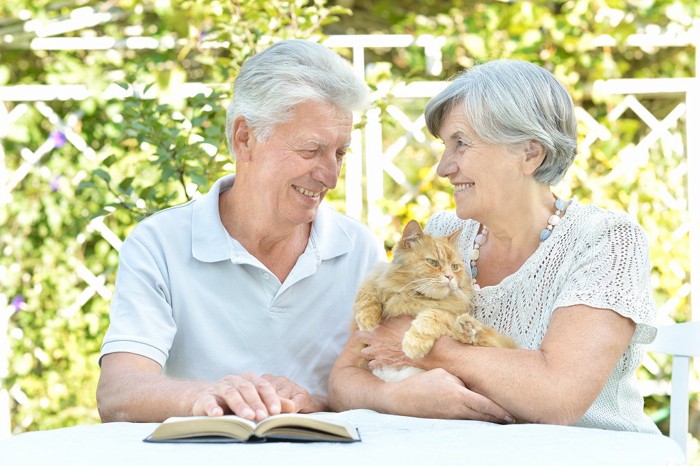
[93,169,111,183]
[102,155,117,167]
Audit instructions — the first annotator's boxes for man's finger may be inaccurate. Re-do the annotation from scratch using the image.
[192,394,224,417]
[221,388,256,420]
[255,378,282,416]
[279,397,297,413]
[290,390,311,411]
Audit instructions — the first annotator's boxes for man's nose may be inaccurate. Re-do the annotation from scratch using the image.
[314,151,340,190]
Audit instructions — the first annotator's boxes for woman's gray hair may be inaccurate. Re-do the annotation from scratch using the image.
[225,39,369,157]
[425,59,577,185]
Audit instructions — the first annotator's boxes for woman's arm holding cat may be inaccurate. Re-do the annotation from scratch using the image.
[327,331,514,422]
[366,306,634,425]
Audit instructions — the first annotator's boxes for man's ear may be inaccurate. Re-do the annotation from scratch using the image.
[231,117,254,162]
[523,140,545,176]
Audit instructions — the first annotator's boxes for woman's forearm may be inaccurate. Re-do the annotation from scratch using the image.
[328,335,514,422]
[420,339,583,424]
[418,306,635,425]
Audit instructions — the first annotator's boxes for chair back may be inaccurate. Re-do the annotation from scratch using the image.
[647,320,700,458]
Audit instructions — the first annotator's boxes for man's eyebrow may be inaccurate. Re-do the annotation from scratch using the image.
[301,139,352,150]
[301,139,327,147]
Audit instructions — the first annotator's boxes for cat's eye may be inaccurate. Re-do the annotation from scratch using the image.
[425,258,439,267]
[451,264,461,271]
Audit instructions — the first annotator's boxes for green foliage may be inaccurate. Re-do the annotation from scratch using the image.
[1,1,697,454]
[79,89,230,221]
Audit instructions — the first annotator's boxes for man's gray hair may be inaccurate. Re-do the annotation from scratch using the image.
[225,39,369,157]
[425,59,577,185]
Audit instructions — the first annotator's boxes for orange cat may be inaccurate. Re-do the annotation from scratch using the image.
[354,220,516,381]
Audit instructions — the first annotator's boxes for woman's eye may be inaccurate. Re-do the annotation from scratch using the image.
[451,264,460,271]
[426,258,439,267]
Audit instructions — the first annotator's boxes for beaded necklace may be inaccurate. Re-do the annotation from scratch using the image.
[469,197,568,290]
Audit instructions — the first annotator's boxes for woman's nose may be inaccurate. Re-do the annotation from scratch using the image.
[436,151,456,178]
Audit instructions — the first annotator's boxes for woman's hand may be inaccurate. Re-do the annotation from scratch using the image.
[384,368,515,423]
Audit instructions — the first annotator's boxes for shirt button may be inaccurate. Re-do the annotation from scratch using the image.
[262,272,270,279]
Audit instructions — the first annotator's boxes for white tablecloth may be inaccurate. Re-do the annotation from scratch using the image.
[0,409,684,466]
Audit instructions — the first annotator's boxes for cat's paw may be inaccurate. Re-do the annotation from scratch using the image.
[355,313,380,332]
[455,314,484,344]
[402,333,434,359]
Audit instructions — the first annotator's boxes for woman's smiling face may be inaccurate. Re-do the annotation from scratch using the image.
[435,104,527,222]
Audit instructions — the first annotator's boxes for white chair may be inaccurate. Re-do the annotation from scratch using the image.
[646,320,700,457]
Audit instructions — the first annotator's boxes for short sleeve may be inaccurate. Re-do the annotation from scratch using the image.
[553,214,657,344]
[99,230,177,366]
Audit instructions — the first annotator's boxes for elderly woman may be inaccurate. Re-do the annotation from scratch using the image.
[328,59,659,434]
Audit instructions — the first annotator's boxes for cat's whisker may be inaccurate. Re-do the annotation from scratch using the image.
[400,278,433,294]
[414,280,437,295]
[454,288,471,302]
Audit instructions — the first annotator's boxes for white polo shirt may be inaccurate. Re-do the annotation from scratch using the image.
[100,175,385,397]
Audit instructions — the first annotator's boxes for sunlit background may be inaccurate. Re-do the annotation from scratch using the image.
[1,0,698,462]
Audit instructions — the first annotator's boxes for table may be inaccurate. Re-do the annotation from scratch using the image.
[0,409,684,466]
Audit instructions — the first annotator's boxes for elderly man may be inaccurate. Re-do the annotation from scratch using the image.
[97,40,385,423]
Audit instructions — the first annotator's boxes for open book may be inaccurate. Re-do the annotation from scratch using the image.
[144,412,361,443]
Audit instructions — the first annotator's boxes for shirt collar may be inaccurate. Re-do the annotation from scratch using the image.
[310,202,355,262]
[191,174,355,263]
[191,175,233,263]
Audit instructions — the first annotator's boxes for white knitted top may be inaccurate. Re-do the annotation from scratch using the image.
[425,199,660,434]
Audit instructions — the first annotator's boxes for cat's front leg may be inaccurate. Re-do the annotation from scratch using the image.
[454,313,486,345]
[353,285,384,331]
[455,313,518,348]
[402,309,453,359]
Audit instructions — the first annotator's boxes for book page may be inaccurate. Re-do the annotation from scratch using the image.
[255,413,359,440]
[147,415,257,441]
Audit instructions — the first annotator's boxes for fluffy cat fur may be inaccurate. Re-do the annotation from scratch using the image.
[354,220,517,382]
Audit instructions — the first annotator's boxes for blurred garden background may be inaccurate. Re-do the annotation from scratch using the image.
[1,0,699,461]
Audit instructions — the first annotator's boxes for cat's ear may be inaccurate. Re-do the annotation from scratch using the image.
[447,228,462,245]
[400,220,424,248]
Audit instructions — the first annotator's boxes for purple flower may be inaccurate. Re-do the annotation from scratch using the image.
[50,175,61,192]
[11,295,24,313]
[50,130,67,148]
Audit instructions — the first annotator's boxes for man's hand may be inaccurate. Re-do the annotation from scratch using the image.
[357,316,413,370]
[191,372,297,421]
[262,374,328,413]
